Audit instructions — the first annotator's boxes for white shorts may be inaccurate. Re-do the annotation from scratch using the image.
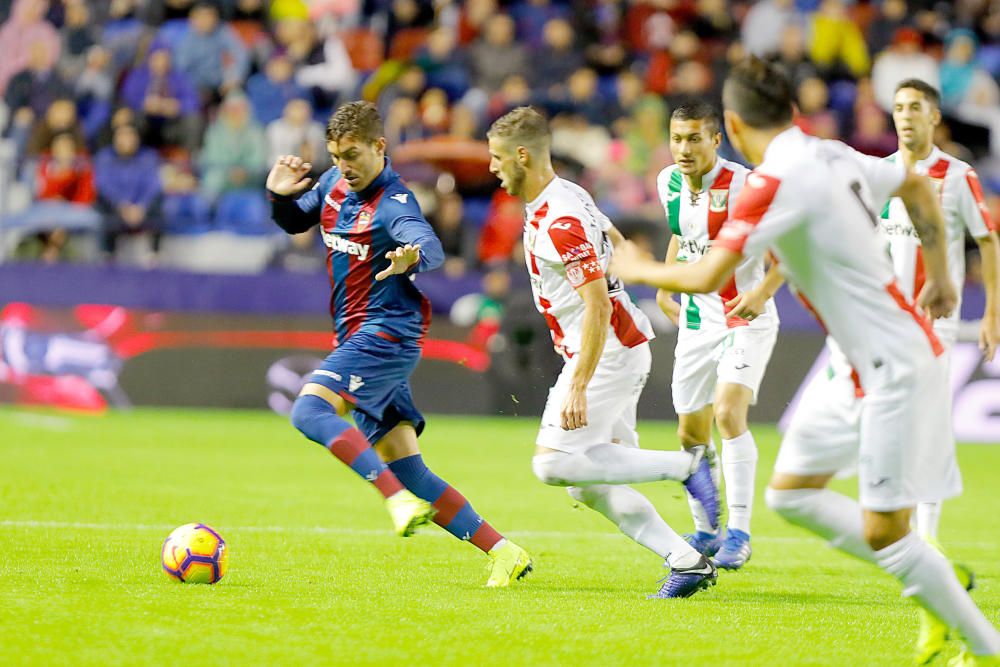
[536,343,651,453]
[671,324,778,414]
[776,351,961,511]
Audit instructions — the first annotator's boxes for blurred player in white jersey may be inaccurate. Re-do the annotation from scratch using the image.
[783,77,999,663]
[612,58,1000,664]
[655,100,783,569]
[487,106,721,599]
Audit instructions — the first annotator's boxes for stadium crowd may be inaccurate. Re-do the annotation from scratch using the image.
[0,0,998,280]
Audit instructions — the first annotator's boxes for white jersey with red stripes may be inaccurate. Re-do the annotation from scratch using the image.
[879,146,996,347]
[656,157,778,333]
[715,127,943,392]
[523,176,654,358]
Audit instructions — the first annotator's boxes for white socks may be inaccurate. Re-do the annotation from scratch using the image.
[915,501,942,541]
[568,485,701,568]
[532,445,694,486]
[764,487,875,562]
[686,440,718,535]
[721,431,758,534]
[877,532,1000,656]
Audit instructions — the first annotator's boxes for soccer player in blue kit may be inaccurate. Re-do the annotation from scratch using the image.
[267,101,532,587]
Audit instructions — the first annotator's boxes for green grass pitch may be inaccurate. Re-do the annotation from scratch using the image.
[1,408,998,666]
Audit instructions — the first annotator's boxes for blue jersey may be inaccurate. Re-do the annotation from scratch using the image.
[270,159,444,343]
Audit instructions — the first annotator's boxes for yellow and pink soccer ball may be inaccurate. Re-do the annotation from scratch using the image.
[161,523,228,584]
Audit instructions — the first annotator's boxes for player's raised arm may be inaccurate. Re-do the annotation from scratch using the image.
[267,154,322,234]
[892,170,957,319]
[611,239,742,295]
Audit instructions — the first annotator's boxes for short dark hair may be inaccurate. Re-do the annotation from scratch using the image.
[487,106,550,151]
[670,100,721,135]
[327,100,384,144]
[723,56,794,129]
[894,78,941,108]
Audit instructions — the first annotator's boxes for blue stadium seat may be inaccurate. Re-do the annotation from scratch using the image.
[163,192,213,234]
[213,189,274,236]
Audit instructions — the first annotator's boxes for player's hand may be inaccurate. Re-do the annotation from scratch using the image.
[266,155,313,196]
[375,244,421,281]
[917,277,958,320]
[980,312,1000,362]
[725,287,768,321]
[561,384,588,430]
[609,240,653,283]
[656,289,681,326]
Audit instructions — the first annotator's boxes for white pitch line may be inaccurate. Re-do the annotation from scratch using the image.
[0,520,995,548]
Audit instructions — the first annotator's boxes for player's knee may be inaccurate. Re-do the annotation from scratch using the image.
[290,394,335,442]
[714,402,747,436]
[532,453,569,486]
[676,421,709,447]
[765,486,813,517]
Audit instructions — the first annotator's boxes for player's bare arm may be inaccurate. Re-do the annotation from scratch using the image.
[266,155,313,196]
[611,239,743,295]
[977,231,1000,361]
[655,235,681,325]
[726,262,784,321]
[606,224,626,248]
[562,278,612,431]
[375,244,422,281]
[894,170,957,319]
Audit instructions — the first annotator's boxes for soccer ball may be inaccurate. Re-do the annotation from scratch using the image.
[161,523,228,584]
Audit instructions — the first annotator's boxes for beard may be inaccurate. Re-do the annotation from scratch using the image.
[507,163,527,197]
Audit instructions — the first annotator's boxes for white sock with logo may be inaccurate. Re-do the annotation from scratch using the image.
[877,532,1000,656]
[721,431,758,534]
[685,440,718,535]
[532,445,694,486]
[568,485,701,568]
[765,487,875,562]
[915,501,942,541]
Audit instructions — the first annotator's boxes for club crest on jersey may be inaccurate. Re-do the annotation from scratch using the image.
[709,189,729,212]
[356,210,372,231]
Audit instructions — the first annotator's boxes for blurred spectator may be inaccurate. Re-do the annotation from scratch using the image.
[414,26,470,102]
[293,20,359,112]
[742,0,804,58]
[769,24,819,90]
[430,191,478,276]
[418,87,451,135]
[622,94,668,176]
[550,113,612,171]
[531,18,584,98]
[477,188,523,266]
[198,91,267,200]
[0,0,60,95]
[25,98,84,164]
[36,132,94,204]
[4,39,71,126]
[74,46,115,144]
[160,160,212,234]
[808,0,870,80]
[606,70,646,137]
[866,0,910,56]
[559,67,609,125]
[511,0,568,50]
[174,1,250,101]
[384,96,425,146]
[871,28,940,112]
[457,0,497,45]
[487,74,533,124]
[469,13,528,94]
[103,0,146,77]
[848,103,897,156]
[266,97,327,169]
[94,123,163,255]
[940,28,1000,154]
[59,0,98,81]
[376,63,427,119]
[121,45,202,152]
[690,0,738,46]
[246,54,309,125]
[795,76,839,139]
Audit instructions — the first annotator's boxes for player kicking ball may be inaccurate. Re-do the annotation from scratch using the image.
[655,100,783,568]
[487,107,720,599]
[611,58,1000,664]
[267,101,531,587]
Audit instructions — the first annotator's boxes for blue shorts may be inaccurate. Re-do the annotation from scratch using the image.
[307,330,425,444]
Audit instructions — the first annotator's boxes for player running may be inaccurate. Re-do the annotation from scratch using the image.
[783,77,999,663]
[655,100,782,569]
[267,101,531,587]
[611,58,1000,664]
[487,106,720,599]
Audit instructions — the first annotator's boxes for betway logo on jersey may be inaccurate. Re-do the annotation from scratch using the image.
[678,237,710,257]
[878,220,919,239]
[321,229,370,260]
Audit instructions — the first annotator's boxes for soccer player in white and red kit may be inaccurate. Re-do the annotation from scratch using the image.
[487,107,721,599]
[611,59,1000,663]
[655,100,784,569]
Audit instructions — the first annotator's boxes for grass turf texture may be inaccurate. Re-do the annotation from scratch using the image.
[1,408,998,666]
